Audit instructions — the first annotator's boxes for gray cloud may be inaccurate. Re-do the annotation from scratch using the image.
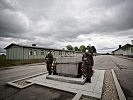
[0,0,133,53]
[98,47,116,50]
[128,35,133,39]
[0,0,29,38]
[0,0,17,11]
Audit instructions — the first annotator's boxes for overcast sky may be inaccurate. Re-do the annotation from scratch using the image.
[0,0,133,53]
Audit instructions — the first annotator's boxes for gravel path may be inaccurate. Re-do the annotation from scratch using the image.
[101,70,119,100]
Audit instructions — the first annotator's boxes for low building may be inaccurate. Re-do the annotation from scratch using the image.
[112,43,133,57]
[112,45,123,55]
[112,48,123,55]
[122,44,133,57]
[4,43,81,60]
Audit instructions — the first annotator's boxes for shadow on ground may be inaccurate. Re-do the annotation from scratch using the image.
[2,84,75,100]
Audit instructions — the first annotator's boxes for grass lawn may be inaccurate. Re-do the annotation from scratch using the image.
[0,55,44,68]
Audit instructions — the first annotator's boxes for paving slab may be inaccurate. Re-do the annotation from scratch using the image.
[6,72,47,89]
[27,70,105,99]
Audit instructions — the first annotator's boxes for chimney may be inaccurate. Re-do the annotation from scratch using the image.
[32,44,36,46]
[119,45,121,49]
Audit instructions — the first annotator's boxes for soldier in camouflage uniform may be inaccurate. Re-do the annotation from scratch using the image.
[82,49,94,83]
[45,51,53,75]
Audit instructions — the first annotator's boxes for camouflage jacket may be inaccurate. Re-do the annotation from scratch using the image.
[82,53,94,66]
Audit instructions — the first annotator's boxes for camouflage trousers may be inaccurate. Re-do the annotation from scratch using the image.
[46,63,52,74]
[81,63,93,78]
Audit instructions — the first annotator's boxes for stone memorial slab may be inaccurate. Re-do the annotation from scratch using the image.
[55,56,82,77]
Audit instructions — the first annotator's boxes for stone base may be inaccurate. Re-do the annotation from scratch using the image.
[57,73,78,78]
[46,75,86,85]
[27,70,105,99]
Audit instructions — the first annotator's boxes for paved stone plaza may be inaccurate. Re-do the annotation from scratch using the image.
[27,70,105,99]
[1,55,130,100]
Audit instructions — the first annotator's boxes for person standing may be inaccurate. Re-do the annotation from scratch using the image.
[82,49,94,83]
[45,51,53,75]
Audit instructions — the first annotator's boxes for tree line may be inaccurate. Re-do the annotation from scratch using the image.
[65,45,97,54]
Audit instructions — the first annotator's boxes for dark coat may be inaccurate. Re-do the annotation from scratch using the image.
[46,53,53,64]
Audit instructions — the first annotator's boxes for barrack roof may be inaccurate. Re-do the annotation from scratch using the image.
[4,43,74,52]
